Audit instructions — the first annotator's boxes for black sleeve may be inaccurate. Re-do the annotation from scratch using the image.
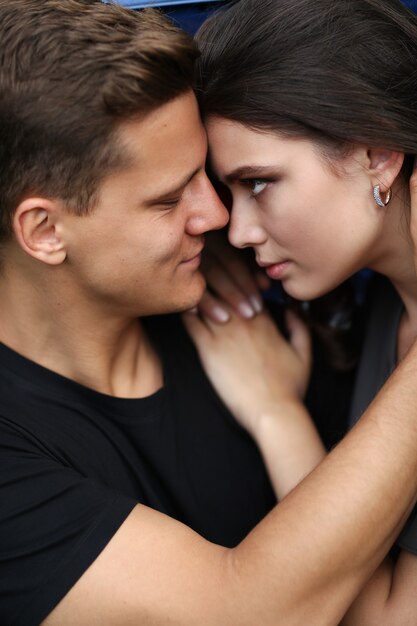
[0,422,137,626]
[397,506,417,556]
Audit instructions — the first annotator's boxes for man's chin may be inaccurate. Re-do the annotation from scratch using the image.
[175,291,205,314]
[154,282,206,316]
[178,275,206,311]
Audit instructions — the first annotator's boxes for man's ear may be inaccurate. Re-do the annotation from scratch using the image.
[367,148,405,193]
[13,198,67,265]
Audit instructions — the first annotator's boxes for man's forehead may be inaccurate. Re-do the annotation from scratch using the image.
[115,94,205,161]
[118,91,201,138]
[102,96,207,200]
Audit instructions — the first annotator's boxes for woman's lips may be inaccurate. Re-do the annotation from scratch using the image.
[262,260,291,280]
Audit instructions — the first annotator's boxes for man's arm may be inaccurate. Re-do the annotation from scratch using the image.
[43,341,417,626]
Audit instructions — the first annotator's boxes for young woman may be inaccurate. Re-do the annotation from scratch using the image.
[183,0,417,623]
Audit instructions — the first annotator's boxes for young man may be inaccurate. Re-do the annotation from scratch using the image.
[2,2,417,625]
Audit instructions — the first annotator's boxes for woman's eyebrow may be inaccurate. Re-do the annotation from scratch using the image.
[223,165,277,184]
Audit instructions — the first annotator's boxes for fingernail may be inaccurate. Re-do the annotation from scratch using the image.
[213,307,230,323]
[238,302,255,318]
[188,307,198,315]
[250,295,263,313]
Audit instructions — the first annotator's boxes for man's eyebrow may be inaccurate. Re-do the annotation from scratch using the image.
[222,165,277,184]
[145,166,202,205]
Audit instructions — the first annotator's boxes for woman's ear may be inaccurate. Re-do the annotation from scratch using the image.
[13,197,67,265]
[367,148,405,193]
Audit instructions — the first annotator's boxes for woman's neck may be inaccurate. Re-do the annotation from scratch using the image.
[367,186,417,359]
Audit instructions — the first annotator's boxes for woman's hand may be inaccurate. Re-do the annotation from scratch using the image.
[182,306,311,438]
[183,307,326,499]
[198,232,270,323]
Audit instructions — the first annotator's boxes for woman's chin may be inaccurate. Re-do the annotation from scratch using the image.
[281,278,328,302]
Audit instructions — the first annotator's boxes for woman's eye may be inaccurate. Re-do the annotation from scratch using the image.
[240,178,269,197]
[251,180,268,196]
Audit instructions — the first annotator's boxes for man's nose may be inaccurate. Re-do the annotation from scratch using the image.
[186,174,229,235]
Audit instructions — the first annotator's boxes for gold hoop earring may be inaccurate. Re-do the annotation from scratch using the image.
[373,185,392,207]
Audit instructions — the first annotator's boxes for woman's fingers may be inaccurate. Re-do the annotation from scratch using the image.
[200,235,264,319]
[202,252,262,316]
[197,291,233,325]
[212,244,263,303]
[197,290,231,324]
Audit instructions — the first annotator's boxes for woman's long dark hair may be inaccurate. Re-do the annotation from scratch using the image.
[196,0,417,369]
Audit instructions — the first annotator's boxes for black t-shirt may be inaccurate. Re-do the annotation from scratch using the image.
[0,315,276,626]
[349,275,417,556]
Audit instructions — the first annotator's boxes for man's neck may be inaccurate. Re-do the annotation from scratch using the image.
[0,264,163,398]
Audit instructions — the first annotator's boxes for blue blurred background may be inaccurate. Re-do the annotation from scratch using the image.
[106,1,224,33]
[111,0,417,33]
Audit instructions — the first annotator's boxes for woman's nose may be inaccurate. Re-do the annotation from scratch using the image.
[228,204,267,249]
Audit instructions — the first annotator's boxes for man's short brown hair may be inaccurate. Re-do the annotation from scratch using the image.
[0,0,199,240]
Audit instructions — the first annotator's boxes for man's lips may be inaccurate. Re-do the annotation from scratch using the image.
[181,237,205,264]
[181,247,204,265]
